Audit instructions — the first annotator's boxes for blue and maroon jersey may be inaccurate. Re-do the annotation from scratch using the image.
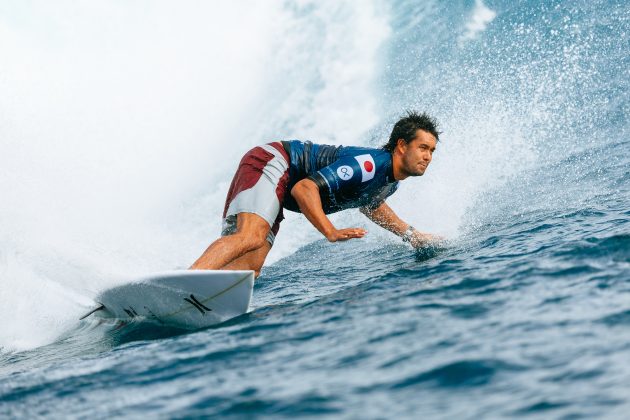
[281,140,399,214]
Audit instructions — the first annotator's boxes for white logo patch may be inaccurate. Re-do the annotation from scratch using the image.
[354,154,376,182]
[337,165,354,180]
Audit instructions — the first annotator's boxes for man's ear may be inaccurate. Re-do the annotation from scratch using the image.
[396,138,407,154]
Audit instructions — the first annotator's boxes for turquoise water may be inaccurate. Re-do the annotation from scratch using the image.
[1,0,629,418]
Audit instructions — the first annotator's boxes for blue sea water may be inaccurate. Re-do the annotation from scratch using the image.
[1,0,629,418]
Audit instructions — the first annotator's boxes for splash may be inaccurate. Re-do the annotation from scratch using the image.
[373,0,628,242]
[459,0,497,44]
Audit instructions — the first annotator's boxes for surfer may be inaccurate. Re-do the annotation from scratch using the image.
[191,111,441,276]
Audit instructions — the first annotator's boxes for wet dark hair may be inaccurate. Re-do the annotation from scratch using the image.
[382,111,440,152]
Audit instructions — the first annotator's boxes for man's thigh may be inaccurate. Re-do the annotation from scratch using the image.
[222,142,289,246]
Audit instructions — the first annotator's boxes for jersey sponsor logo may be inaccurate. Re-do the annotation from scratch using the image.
[354,154,375,182]
[337,165,354,180]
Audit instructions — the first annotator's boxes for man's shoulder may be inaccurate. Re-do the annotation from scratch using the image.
[337,145,392,168]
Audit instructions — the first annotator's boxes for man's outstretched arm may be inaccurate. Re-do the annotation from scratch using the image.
[291,178,366,242]
[360,202,439,248]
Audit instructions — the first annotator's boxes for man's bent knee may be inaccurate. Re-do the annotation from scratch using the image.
[231,231,268,253]
[247,235,269,252]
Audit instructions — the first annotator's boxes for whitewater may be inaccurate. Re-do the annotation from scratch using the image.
[1,0,628,418]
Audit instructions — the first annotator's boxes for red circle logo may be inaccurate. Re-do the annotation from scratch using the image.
[363,161,374,172]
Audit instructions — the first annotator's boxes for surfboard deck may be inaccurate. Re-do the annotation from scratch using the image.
[81,270,254,330]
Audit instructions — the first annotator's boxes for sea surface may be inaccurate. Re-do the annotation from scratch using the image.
[1,0,629,418]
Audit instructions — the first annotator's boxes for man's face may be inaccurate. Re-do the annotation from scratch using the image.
[398,129,437,177]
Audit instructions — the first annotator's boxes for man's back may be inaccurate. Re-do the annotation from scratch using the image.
[281,140,398,214]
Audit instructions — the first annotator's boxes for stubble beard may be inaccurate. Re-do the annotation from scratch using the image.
[403,162,427,177]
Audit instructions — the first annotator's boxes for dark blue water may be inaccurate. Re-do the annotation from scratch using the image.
[1,0,629,418]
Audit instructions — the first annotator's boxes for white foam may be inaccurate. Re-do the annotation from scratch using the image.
[0,1,390,351]
[0,1,279,352]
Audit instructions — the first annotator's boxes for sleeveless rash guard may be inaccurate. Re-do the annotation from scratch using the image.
[282,140,399,214]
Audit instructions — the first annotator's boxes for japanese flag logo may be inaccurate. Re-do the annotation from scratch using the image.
[354,154,375,182]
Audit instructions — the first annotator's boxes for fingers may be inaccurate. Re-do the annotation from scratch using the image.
[336,228,367,241]
[325,228,368,242]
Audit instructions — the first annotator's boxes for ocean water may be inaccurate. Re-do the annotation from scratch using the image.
[1,0,629,418]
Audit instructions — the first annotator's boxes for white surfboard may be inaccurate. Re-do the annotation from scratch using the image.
[80,270,254,330]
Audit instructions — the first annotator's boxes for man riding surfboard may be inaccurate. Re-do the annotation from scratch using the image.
[191,111,441,276]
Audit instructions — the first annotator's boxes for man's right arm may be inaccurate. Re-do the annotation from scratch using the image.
[360,202,441,248]
[291,178,366,242]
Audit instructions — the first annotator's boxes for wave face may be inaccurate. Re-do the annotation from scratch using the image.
[1,0,629,418]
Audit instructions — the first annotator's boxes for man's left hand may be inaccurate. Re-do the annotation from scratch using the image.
[409,232,445,249]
